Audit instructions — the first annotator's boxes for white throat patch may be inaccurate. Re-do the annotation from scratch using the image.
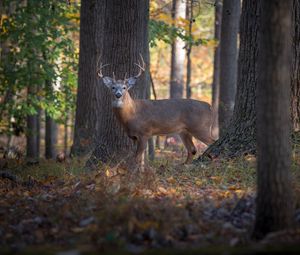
[112,99,124,108]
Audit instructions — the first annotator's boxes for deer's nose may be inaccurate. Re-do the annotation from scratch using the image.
[115,92,122,99]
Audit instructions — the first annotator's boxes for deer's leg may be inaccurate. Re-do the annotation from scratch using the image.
[135,136,148,165]
[179,132,197,164]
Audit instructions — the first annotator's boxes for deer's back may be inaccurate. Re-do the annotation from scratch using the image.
[130,99,213,136]
[135,98,212,117]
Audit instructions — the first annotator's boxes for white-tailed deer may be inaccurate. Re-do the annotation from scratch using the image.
[97,55,216,164]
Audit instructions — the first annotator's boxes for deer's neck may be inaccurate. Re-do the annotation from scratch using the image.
[113,93,136,124]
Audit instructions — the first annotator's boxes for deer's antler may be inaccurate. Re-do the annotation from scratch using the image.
[96,56,110,78]
[132,54,146,79]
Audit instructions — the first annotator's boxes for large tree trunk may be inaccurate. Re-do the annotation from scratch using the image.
[71,0,101,156]
[170,0,185,99]
[211,0,222,138]
[218,0,240,135]
[72,0,150,165]
[253,0,293,239]
[198,0,260,160]
[292,0,300,132]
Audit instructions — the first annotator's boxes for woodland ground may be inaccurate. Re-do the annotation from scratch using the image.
[1,140,300,255]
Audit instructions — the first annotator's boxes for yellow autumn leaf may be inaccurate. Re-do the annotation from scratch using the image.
[167,176,176,184]
[195,180,202,186]
[168,188,177,194]
[228,185,239,190]
[210,176,222,183]
[157,186,168,194]
[157,13,173,25]
[178,17,189,26]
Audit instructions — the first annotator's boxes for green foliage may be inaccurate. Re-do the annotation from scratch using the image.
[149,19,206,48]
[149,0,215,48]
[0,0,79,134]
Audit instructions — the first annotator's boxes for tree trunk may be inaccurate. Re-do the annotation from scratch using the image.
[64,111,69,154]
[72,0,150,166]
[165,0,186,148]
[148,138,155,161]
[199,0,299,161]
[71,0,101,156]
[253,0,293,239]
[26,86,39,163]
[211,0,222,138]
[147,70,155,161]
[218,0,240,135]
[170,0,186,99]
[45,113,57,159]
[197,0,260,160]
[36,107,41,157]
[185,0,193,99]
[292,0,300,132]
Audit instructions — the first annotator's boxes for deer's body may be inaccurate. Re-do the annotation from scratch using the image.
[97,55,216,164]
[114,94,213,140]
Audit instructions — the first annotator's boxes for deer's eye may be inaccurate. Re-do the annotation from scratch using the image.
[123,86,126,90]
[112,86,115,90]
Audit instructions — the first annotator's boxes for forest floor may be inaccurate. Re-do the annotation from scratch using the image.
[1,146,300,255]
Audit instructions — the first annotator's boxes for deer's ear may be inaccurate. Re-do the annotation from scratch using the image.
[103,77,113,88]
[127,77,137,90]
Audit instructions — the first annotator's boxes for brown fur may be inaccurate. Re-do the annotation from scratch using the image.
[113,92,216,164]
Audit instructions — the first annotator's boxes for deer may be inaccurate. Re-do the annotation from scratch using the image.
[97,55,216,165]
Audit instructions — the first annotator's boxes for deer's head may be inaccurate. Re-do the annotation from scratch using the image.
[97,55,145,108]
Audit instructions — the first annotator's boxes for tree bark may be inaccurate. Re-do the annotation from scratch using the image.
[165,0,186,147]
[292,0,300,132]
[64,111,69,154]
[45,113,57,159]
[170,0,186,99]
[36,107,41,157]
[185,0,193,99]
[253,0,293,240]
[71,0,100,156]
[147,69,155,161]
[26,86,39,163]
[72,0,150,166]
[218,0,240,135]
[198,0,260,160]
[211,0,222,138]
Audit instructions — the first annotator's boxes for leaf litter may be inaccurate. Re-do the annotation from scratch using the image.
[0,154,300,254]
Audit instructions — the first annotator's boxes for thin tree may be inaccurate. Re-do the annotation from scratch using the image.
[27,0,40,162]
[253,0,293,239]
[170,0,186,99]
[185,0,194,99]
[165,0,186,147]
[45,78,57,159]
[218,0,240,135]
[26,85,39,163]
[45,113,57,159]
[211,0,222,138]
